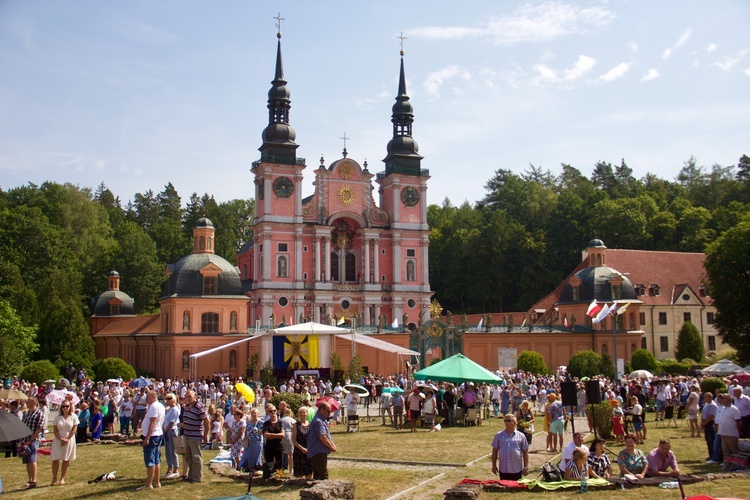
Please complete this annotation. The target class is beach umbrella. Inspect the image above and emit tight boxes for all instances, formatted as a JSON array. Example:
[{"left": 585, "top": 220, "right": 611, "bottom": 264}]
[
  {"left": 416, "top": 382, "right": 439, "bottom": 392},
  {"left": 44, "top": 379, "right": 57, "bottom": 385},
  {"left": 106, "top": 378, "right": 120, "bottom": 384},
  {"left": 343, "top": 384, "right": 370, "bottom": 396},
  {"left": 580, "top": 377, "right": 590, "bottom": 382},
  {"left": 413, "top": 353, "right": 502, "bottom": 384},
  {"left": 128, "top": 377, "right": 152, "bottom": 388},
  {"left": 382, "top": 387, "right": 404, "bottom": 394},
  {"left": 0, "top": 410, "right": 32, "bottom": 442},
  {"left": 234, "top": 383, "right": 256, "bottom": 404},
  {"left": 46, "top": 389, "right": 80, "bottom": 406},
  {"left": 316, "top": 395, "right": 340, "bottom": 411},
  {"left": 628, "top": 370, "right": 653, "bottom": 379},
  {"left": 0, "top": 388, "right": 28, "bottom": 400}
]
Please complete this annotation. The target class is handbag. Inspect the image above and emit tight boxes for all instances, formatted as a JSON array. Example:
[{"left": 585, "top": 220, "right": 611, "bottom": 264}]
[
  {"left": 542, "top": 462, "right": 562, "bottom": 482},
  {"left": 173, "top": 434, "right": 185, "bottom": 455}
]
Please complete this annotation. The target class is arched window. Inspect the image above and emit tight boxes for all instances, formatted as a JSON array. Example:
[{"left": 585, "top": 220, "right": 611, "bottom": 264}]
[
  {"left": 208, "top": 237, "right": 213, "bottom": 250},
  {"left": 201, "top": 312, "right": 219, "bottom": 333},
  {"left": 277, "top": 255, "right": 288, "bottom": 277},
  {"left": 345, "top": 253, "right": 356, "bottom": 282},
  {"left": 641, "top": 337, "right": 647, "bottom": 349},
  {"left": 596, "top": 254, "right": 602, "bottom": 266},
  {"left": 200, "top": 236, "right": 205, "bottom": 250},
  {"left": 631, "top": 343, "right": 636, "bottom": 354},
  {"left": 182, "top": 350, "right": 190, "bottom": 370},
  {"left": 330, "top": 253, "right": 340, "bottom": 282},
  {"left": 590, "top": 255, "right": 596, "bottom": 266},
  {"left": 629, "top": 312, "right": 635, "bottom": 330},
  {"left": 230, "top": 350, "right": 237, "bottom": 369},
  {"left": 406, "top": 260, "right": 416, "bottom": 281}
]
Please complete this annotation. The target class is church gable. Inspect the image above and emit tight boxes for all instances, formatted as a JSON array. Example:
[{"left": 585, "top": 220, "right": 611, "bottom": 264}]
[{"left": 199, "top": 262, "right": 223, "bottom": 277}]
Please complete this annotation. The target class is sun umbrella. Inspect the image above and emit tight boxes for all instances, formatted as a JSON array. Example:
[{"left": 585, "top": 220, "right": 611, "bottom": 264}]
[
  {"left": 316, "top": 395, "right": 340, "bottom": 411},
  {"left": 413, "top": 353, "right": 502, "bottom": 384},
  {"left": 0, "top": 410, "right": 32, "bottom": 442},
  {"left": 580, "top": 377, "right": 590, "bottom": 382},
  {"left": 382, "top": 386, "right": 404, "bottom": 394},
  {"left": 344, "top": 384, "right": 370, "bottom": 396},
  {"left": 46, "top": 389, "right": 80, "bottom": 406},
  {"left": 628, "top": 370, "right": 654, "bottom": 379},
  {"left": 44, "top": 379, "right": 57, "bottom": 385},
  {"left": 0, "top": 388, "right": 28, "bottom": 400},
  {"left": 234, "top": 383, "right": 256, "bottom": 404},
  {"left": 128, "top": 377, "right": 152, "bottom": 388},
  {"left": 417, "top": 382, "right": 439, "bottom": 391},
  {"left": 106, "top": 378, "right": 120, "bottom": 384}
]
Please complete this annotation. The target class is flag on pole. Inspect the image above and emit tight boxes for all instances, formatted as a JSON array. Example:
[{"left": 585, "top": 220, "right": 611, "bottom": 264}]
[
  {"left": 337, "top": 316, "right": 345, "bottom": 325},
  {"left": 521, "top": 316, "right": 527, "bottom": 327},
  {"left": 586, "top": 300, "right": 602, "bottom": 318},
  {"left": 593, "top": 303, "right": 616, "bottom": 324},
  {"left": 564, "top": 316, "right": 569, "bottom": 328},
  {"left": 392, "top": 318, "right": 398, "bottom": 329},
  {"left": 616, "top": 302, "right": 631, "bottom": 315},
  {"left": 476, "top": 317, "right": 483, "bottom": 330}
]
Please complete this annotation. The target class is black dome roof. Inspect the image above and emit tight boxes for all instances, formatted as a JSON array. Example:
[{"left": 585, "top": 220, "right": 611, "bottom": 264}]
[
  {"left": 91, "top": 290, "right": 136, "bottom": 316},
  {"left": 194, "top": 217, "right": 214, "bottom": 228},
  {"left": 587, "top": 238, "right": 606, "bottom": 248},
  {"left": 162, "top": 253, "right": 243, "bottom": 298},
  {"left": 559, "top": 266, "right": 636, "bottom": 304}
]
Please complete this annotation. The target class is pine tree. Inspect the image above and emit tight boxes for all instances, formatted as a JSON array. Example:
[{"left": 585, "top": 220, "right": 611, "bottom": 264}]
[{"left": 676, "top": 321, "right": 706, "bottom": 362}]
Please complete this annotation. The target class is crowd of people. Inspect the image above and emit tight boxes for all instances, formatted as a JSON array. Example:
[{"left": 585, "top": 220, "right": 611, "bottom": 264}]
[{"left": 1, "top": 368, "right": 749, "bottom": 489}]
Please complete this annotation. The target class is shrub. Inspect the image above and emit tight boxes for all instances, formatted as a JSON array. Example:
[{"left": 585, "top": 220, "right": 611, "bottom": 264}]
[
  {"left": 676, "top": 321, "right": 705, "bottom": 363},
  {"left": 517, "top": 351, "right": 549, "bottom": 374},
  {"left": 589, "top": 402, "right": 614, "bottom": 439},
  {"left": 92, "top": 357, "right": 136, "bottom": 382},
  {"left": 710, "top": 348, "right": 738, "bottom": 363},
  {"left": 700, "top": 377, "right": 727, "bottom": 395},
  {"left": 568, "top": 350, "right": 603, "bottom": 378},
  {"left": 20, "top": 359, "right": 60, "bottom": 386},
  {"left": 631, "top": 349, "right": 659, "bottom": 372},
  {"left": 270, "top": 392, "right": 305, "bottom": 417},
  {"left": 348, "top": 354, "right": 363, "bottom": 381},
  {"left": 600, "top": 352, "right": 615, "bottom": 379},
  {"left": 260, "top": 358, "right": 277, "bottom": 389},
  {"left": 660, "top": 359, "right": 690, "bottom": 375}
]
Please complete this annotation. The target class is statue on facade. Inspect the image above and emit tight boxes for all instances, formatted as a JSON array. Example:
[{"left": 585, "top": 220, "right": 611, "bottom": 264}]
[
  {"left": 507, "top": 314, "right": 514, "bottom": 332},
  {"left": 300, "top": 312, "right": 305, "bottom": 324},
  {"left": 402, "top": 313, "right": 408, "bottom": 332},
  {"left": 502, "top": 314, "right": 507, "bottom": 327},
  {"left": 528, "top": 315, "right": 533, "bottom": 332},
  {"left": 418, "top": 309, "right": 425, "bottom": 327},
  {"left": 486, "top": 314, "right": 492, "bottom": 332},
  {"left": 446, "top": 310, "right": 453, "bottom": 325},
  {"left": 461, "top": 313, "right": 468, "bottom": 331},
  {"left": 230, "top": 312, "right": 237, "bottom": 331},
  {"left": 281, "top": 313, "right": 288, "bottom": 326},
  {"left": 548, "top": 312, "right": 555, "bottom": 329},
  {"left": 570, "top": 314, "right": 577, "bottom": 329},
  {"left": 325, "top": 313, "right": 331, "bottom": 326},
  {"left": 270, "top": 312, "right": 276, "bottom": 327},
  {"left": 378, "top": 313, "right": 386, "bottom": 332},
  {"left": 183, "top": 311, "right": 190, "bottom": 331}
]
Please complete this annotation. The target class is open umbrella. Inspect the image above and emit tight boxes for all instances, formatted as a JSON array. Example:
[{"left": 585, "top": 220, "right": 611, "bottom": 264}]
[
  {"left": 316, "top": 395, "right": 340, "bottom": 411},
  {"left": 128, "top": 377, "right": 152, "bottom": 388},
  {"left": 0, "top": 388, "right": 28, "bottom": 400},
  {"left": 417, "top": 382, "right": 439, "bottom": 392},
  {"left": 46, "top": 389, "right": 80, "bottom": 406},
  {"left": 382, "top": 386, "right": 404, "bottom": 394},
  {"left": 580, "top": 377, "right": 590, "bottom": 382},
  {"left": 628, "top": 370, "right": 653, "bottom": 379},
  {"left": 344, "top": 384, "right": 370, "bottom": 396},
  {"left": 44, "top": 379, "right": 57, "bottom": 385},
  {"left": 0, "top": 410, "right": 32, "bottom": 442},
  {"left": 106, "top": 378, "right": 120, "bottom": 384},
  {"left": 234, "top": 383, "right": 256, "bottom": 404}
]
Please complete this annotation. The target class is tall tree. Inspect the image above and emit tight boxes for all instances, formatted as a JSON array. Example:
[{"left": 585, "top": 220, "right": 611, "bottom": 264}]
[
  {"left": 111, "top": 221, "right": 164, "bottom": 314},
  {"left": 0, "top": 299, "right": 38, "bottom": 377},
  {"left": 675, "top": 321, "right": 705, "bottom": 362}
]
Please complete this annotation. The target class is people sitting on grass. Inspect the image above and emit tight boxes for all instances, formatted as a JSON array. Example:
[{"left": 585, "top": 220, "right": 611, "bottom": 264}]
[
  {"left": 617, "top": 433, "right": 648, "bottom": 479},
  {"left": 646, "top": 438, "right": 680, "bottom": 478},
  {"left": 587, "top": 438, "right": 612, "bottom": 479},
  {"left": 564, "top": 446, "right": 599, "bottom": 480}
]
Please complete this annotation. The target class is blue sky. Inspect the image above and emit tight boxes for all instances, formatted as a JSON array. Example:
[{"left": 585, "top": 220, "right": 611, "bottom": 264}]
[{"left": 1, "top": 1, "right": 748, "bottom": 207}]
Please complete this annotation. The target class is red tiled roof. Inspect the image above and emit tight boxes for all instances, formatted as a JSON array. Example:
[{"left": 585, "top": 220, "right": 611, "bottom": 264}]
[
  {"left": 531, "top": 248, "right": 710, "bottom": 312},
  {"left": 93, "top": 314, "right": 161, "bottom": 336}
]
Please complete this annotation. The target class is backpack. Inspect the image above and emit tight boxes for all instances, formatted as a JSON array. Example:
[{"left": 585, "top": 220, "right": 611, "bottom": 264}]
[{"left": 541, "top": 462, "right": 562, "bottom": 482}]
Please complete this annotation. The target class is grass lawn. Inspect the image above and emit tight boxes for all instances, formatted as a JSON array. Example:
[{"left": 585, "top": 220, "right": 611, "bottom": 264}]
[{"left": 1, "top": 416, "right": 748, "bottom": 499}]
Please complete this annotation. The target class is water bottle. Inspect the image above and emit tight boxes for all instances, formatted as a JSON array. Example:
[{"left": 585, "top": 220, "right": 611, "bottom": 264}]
[
  {"left": 658, "top": 481, "right": 679, "bottom": 489},
  {"left": 580, "top": 474, "right": 588, "bottom": 493}
]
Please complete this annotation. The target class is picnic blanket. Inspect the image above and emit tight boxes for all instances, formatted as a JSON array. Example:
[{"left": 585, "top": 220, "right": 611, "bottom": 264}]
[
  {"left": 458, "top": 479, "right": 527, "bottom": 490},
  {"left": 208, "top": 449, "right": 233, "bottom": 465},
  {"left": 519, "top": 477, "right": 611, "bottom": 490}
]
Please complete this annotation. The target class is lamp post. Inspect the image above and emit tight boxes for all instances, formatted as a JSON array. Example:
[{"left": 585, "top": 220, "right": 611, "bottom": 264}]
[{"left": 609, "top": 272, "right": 629, "bottom": 379}]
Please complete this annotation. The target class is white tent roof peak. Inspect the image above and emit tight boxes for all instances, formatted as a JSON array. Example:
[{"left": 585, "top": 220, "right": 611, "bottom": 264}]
[{"left": 273, "top": 321, "right": 351, "bottom": 335}]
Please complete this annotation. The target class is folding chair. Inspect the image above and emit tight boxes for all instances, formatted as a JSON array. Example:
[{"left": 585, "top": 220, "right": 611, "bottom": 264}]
[
  {"left": 725, "top": 451, "right": 750, "bottom": 471},
  {"left": 455, "top": 408, "right": 465, "bottom": 426},
  {"left": 656, "top": 405, "right": 677, "bottom": 428},
  {"left": 347, "top": 415, "right": 359, "bottom": 432},
  {"left": 466, "top": 408, "right": 478, "bottom": 426}
]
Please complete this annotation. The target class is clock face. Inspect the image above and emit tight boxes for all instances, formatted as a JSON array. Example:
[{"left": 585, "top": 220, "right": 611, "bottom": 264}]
[
  {"left": 258, "top": 179, "right": 265, "bottom": 200},
  {"left": 272, "top": 176, "right": 294, "bottom": 198},
  {"left": 401, "top": 186, "right": 420, "bottom": 207}
]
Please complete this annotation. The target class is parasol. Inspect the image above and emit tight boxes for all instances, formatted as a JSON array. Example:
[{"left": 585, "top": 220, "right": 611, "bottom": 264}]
[
  {"left": 234, "top": 383, "right": 256, "bottom": 404},
  {"left": 44, "top": 379, "right": 57, "bottom": 385},
  {"left": 382, "top": 387, "right": 404, "bottom": 394},
  {"left": 0, "top": 410, "right": 32, "bottom": 442},
  {"left": 316, "top": 395, "right": 340, "bottom": 411},
  {"left": 343, "top": 384, "right": 370, "bottom": 396},
  {"left": 128, "top": 377, "right": 152, "bottom": 388},
  {"left": 628, "top": 370, "right": 654, "bottom": 379},
  {"left": 106, "top": 378, "right": 120, "bottom": 384},
  {"left": 0, "top": 388, "right": 28, "bottom": 400},
  {"left": 46, "top": 389, "right": 80, "bottom": 406}
]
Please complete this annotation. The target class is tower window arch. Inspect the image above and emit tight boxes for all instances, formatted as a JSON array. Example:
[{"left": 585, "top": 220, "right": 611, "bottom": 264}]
[
  {"left": 330, "top": 253, "right": 340, "bottom": 282},
  {"left": 200, "top": 236, "right": 205, "bottom": 250},
  {"left": 345, "top": 253, "right": 356, "bottom": 282},
  {"left": 201, "top": 312, "right": 219, "bottom": 333}
]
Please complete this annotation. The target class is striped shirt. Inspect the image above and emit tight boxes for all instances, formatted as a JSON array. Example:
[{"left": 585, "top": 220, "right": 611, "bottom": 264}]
[{"left": 182, "top": 401, "right": 208, "bottom": 439}]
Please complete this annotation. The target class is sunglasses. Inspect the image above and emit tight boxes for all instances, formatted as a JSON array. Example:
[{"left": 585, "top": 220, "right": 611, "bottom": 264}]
[
  {"left": 268, "top": 410, "right": 276, "bottom": 413},
  {"left": 504, "top": 419, "right": 513, "bottom": 423},
  {"left": 61, "top": 405, "right": 71, "bottom": 409}
]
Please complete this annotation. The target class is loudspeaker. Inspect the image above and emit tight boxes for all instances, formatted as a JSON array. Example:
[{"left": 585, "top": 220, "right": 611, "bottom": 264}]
[
  {"left": 560, "top": 382, "right": 577, "bottom": 406},
  {"left": 585, "top": 380, "right": 602, "bottom": 405}
]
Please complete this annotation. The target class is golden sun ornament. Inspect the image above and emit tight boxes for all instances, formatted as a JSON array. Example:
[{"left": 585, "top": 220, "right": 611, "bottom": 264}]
[
  {"left": 337, "top": 185, "right": 355, "bottom": 206},
  {"left": 429, "top": 299, "right": 443, "bottom": 317}
]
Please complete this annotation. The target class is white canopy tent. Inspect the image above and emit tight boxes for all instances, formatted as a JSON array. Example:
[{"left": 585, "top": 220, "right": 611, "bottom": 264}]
[
  {"left": 188, "top": 332, "right": 267, "bottom": 380},
  {"left": 273, "top": 321, "right": 351, "bottom": 335},
  {"left": 335, "top": 332, "right": 421, "bottom": 373}
]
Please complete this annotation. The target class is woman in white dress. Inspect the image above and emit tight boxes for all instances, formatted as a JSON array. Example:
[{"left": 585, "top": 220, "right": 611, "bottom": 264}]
[{"left": 51, "top": 401, "right": 79, "bottom": 486}]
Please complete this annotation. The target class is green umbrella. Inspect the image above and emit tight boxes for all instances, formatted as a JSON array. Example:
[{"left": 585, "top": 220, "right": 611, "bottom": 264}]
[
  {"left": 580, "top": 377, "right": 590, "bottom": 381},
  {"left": 413, "top": 353, "right": 502, "bottom": 384}
]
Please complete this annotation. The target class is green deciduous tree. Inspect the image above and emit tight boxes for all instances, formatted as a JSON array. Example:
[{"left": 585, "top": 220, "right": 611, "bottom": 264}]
[
  {"left": 0, "top": 300, "right": 38, "bottom": 377},
  {"left": 567, "top": 350, "right": 603, "bottom": 378},
  {"left": 704, "top": 216, "right": 750, "bottom": 365},
  {"left": 20, "top": 359, "right": 60, "bottom": 386},
  {"left": 517, "top": 351, "right": 549, "bottom": 374},
  {"left": 631, "top": 349, "right": 659, "bottom": 372},
  {"left": 675, "top": 321, "right": 706, "bottom": 363},
  {"left": 92, "top": 357, "right": 136, "bottom": 381}
]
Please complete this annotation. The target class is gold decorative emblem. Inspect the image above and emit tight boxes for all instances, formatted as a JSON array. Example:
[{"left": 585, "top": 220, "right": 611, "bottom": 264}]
[
  {"left": 429, "top": 299, "right": 443, "bottom": 317},
  {"left": 339, "top": 162, "right": 353, "bottom": 180},
  {"left": 427, "top": 323, "right": 443, "bottom": 339},
  {"left": 337, "top": 185, "right": 355, "bottom": 206}
]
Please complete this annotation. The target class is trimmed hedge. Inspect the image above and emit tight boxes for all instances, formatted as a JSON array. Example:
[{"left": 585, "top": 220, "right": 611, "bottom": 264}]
[
  {"left": 269, "top": 393, "right": 305, "bottom": 417},
  {"left": 700, "top": 377, "right": 727, "bottom": 395}
]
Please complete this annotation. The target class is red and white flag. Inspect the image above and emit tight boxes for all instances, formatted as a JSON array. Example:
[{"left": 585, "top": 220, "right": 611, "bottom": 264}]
[
  {"left": 564, "top": 316, "right": 569, "bottom": 328},
  {"left": 586, "top": 300, "right": 602, "bottom": 318}
]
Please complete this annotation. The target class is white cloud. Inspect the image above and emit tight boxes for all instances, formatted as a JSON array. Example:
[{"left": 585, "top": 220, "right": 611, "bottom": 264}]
[
  {"left": 409, "top": 1, "right": 616, "bottom": 45},
  {"left": 640, "top": 68, "right": 660, "bottom": 82},
  {"left": 627, "top": 41, "right": 638, "bottom": 53},
  {"left": 599, "top": 62, "right": 631, "bottom": 82},
  {"left": 540, "top": 49, "right": 555, "bottom": 62},
  {"left": 712, "top": 49, "right": 749, "bottom": 72},
  {"left": 707, "top": 43, "right": 718, "bottom": 53},
  {"left": 423, "top": 66, "right": 472, "bottom": 96},
  {"left": 533, "top": 54, "right": 596, "bottom": 85},
  {"left": 744, "top": 68, "right": 750, "bottom": 77},
  {"left": 662, "top": 27, "right": 693, "bottom": 59}
]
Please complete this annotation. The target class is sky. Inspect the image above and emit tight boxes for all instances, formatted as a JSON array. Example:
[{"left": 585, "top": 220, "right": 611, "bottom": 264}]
[{"left": 1, "top": 1, "right": 749, "bottom": 208}]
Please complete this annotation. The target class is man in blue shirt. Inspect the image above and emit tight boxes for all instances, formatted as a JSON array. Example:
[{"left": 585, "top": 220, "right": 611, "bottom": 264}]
[
  {"left": 308, "top": 402, "right": 337, "bottom": 480},
  {"left": 491, "top": 414, "right": 529, "bottom": 480}
]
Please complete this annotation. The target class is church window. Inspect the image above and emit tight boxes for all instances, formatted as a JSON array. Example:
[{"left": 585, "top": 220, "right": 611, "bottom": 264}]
[
  {"left": 631, "top": 343, "right": 636, "bottom": 354},
  {"left": 629, "top": 312, "right": 635, "bottom": 330},
  {"left": 182, "top": 350, "right": 190, "bottom": 370},
  {"left": 345, "top": 253, "right": 356, "bottom": 281},
  {"left": 596, "top": 254, "right": 602, "bottom": 266},
  {"left": 330, "top": 253, "right": 340, "bottom": 281},
  {"left": 303, "top": 272, "right": 308, "bottom": 280},
  {"left": 259, "top": 244, "right": 263, "bottom": 252},
  {"left": 200, "top": 236, "right": 205, "bottom": 250},
  {"left": 590, "top": 255, "right": 596, "bottom": 266},
  {"left": 110, "top": 304, "right": 120, "bottom": 315},
  {"left": 658, "top": 312, "right": 667, "bottom": 325},
  {"left": 201, "top": 312, "right": 219, "bottom": 333},
  {"left": 277, "top": 255, "right": 288, "bottom": 277},
  {"left": 706, "top": 312, "right": 714, "bottom": 324},
  {"left": 208, "top": 237, "right": 213, "bottom": 250},
  {"left": 230, "top": 350, "right": 237, "bottom": 369},
  {"left": 304, "top": 246, "right": 308, "bottom": 252},
  {"left": 406, "top": 260, "right": 416, "bottom": 281},
  {"left": 571, "top": 285, "right": 580, "bottom": 301},
  {"left": 381, "top": 249, "right": 386, "bottom": 254},
  {"left": 612, "top": 285, "right": 621, "bottom": 300},
  {"left": 278, "top": 297, "right": 288, "bottom": 307},
  {"left": 708, "top": 335, "right": 716, "bottom": 351},
  {"left": 406, "top": 249, "right": 416, "bottom": 257},
  {"left": 640, "top": 312, "right": 646, "bottom": 325},
  {"left": 203, "top": 276, "right": 218, "bottom": 295},
  {"left": 341, "top": 300, "right": 350, "bottom": 310},
  {"left": 683, "top": 312, "right": 691, "bottom": 322},
  {"left": 641, "top": 337, "right": 647, "bottom": 349},
  {"left": 407, "top": 299, "right": 416, "bottom": 308},
  {"left": 164, "top": 312, "right": 170, "bottom": 333},
  {"left": 259, "top": 256, "right": 263, "bottom": 278},
  {"left": 660, "top": 336, "right": 669, "bottom": 352},
  {"left": 278, "top": 243, "right": 288, "bottom": 252}
]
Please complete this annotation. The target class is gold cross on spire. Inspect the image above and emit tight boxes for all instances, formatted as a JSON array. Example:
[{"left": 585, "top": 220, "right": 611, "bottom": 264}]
[
  {"left": 340, "top": 132, "right": 350, "bottom": 158},
  {"left": 274, "top": 12, "right": 285, "bottom": 38},
  {"left": 397, "top": 32, "right": 407, "bottom": 56}
]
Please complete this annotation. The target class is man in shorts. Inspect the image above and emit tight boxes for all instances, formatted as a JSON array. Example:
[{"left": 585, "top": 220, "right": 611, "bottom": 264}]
[
  {"left": 137, "top": 390, "right": 165, "bottom": 490},
  {"left": 20, "top": 397, "right": 45, "bottom": 489},
  {"left": 407, "top": 387, "right": 422, "bottom": 432}
]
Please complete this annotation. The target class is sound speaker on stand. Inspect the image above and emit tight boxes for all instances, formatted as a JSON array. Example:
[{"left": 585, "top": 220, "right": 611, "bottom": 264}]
[
  {"left": 585, "top": 380, "right": 602, "bottom": 404},
  {"left": 560, "top": 382, "right": 578, "bottom": 407}
]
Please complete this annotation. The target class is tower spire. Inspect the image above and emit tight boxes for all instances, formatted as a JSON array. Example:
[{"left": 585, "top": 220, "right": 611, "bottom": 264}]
[{"left": 259, "top": 13, "right": 298, "bottom": 159}]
